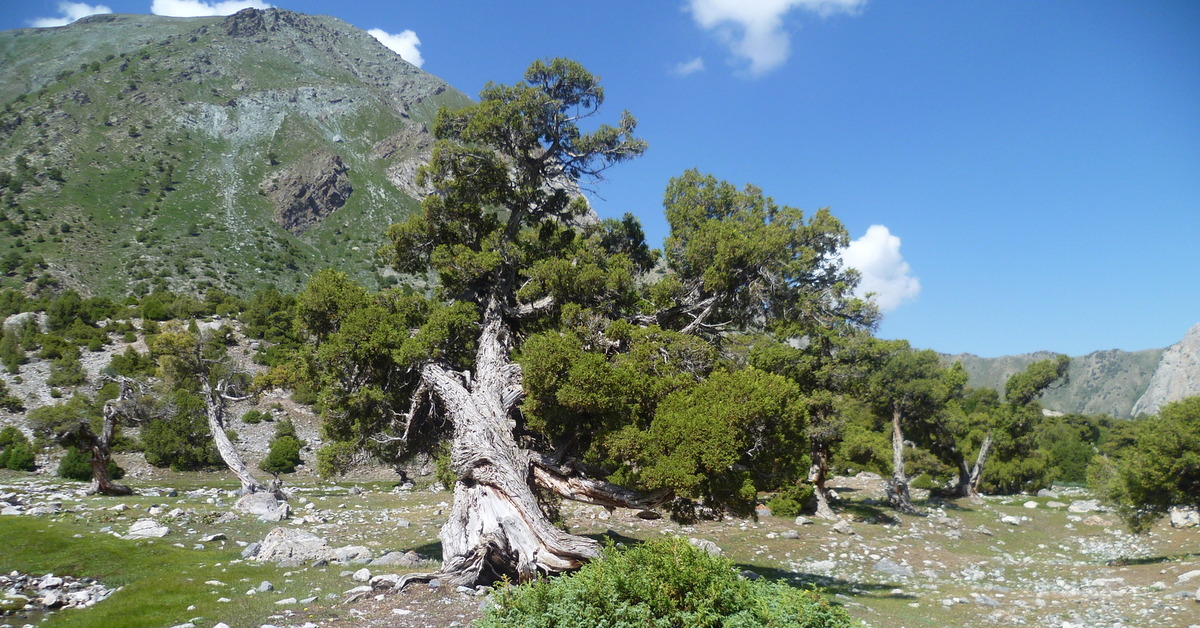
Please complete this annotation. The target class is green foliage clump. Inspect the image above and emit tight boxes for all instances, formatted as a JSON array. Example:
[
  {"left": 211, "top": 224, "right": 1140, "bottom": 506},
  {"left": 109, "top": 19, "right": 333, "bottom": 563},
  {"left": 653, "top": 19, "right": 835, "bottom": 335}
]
[
  {"left": 259, "top": 418, "right": 303, "bottom": 474},
  {"left": 477, "top": 536, "right": 857, "bottom": 627},
  {"left": 141, "top": 391, "right": 220, "bottom": 470},
  {"left": 56, "top": 446, "right": 124, "bottom": 482},
  {"left": 241, "top": 409, "right": 270, "bottom": 424},
  {"left": 0, "top": 378, "right": 24, "bottom": 412},
  {"left": 624, "top": 368, "right": 807, "bottom": 516},
  {"left": 766, "top": 483, "right": 816, "bottom": 517},
  {"left": 1090, "top": 396, "right": 1200, "bottom": 533},
  {"left": 105, "top": 346, "right": 157, "bottom": 378},
  {"left": 0, "top": 426, "right": 36, "bottom": 471}
]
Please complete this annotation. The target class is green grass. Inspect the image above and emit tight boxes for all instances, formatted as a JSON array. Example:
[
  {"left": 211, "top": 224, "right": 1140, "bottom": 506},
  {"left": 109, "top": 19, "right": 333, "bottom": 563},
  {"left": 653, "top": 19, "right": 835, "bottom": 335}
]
[{"left": 0, "top": 515, "right": 343, "bottom": 627}]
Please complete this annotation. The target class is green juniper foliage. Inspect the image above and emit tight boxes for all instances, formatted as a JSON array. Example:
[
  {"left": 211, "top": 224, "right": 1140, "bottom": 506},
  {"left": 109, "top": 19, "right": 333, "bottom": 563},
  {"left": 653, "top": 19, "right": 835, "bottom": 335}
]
[{"left": 478, "top": 536, "right": 858, "bottom": 627}]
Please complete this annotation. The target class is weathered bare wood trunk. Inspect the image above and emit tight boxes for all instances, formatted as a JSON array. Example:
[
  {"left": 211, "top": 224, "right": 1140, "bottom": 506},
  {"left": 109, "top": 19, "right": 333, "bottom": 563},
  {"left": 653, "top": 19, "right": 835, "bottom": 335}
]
[
  {"left": 410, "top": 298, "right": 594, "bottom": 585},
  {"left": 886, "top": 405, "right": 917, "bottom": 513},
  {"left": 967, "top": 434, "right": 992, "bottom": 496},
  {"left": 807, "top": 443, "right": 838, "bottom": 520},
  {"left": 200, "top": 376, "right": 266, "bottom": 495},
  {"left": 400, "top": 297, "right": 665, "bottom": 588}
]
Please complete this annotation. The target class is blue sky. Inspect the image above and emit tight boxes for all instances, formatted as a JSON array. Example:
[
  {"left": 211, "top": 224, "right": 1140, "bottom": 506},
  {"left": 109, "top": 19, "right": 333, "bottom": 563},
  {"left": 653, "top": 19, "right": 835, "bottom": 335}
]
[{"left": 4, "top": 1, "right": 1198, "bottom": 357}]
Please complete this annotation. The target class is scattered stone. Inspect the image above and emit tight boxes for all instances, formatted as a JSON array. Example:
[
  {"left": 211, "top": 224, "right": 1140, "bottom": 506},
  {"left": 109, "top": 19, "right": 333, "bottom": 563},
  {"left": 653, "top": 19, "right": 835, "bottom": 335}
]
[
  {"left": 780, "top": 529, "right": 799, "bottom": 540},
  {"left": 1023, "top": 501, "right": 1038, "bottom": 509},
  {"left": 258, "top": 581, "right": 274, "bottom": 593},
  {"left": 125, "top": 519, "right": 170, "bottom": 539},
  {"left": 1046, "top": 501, "right": 1067, "bottom": 508},
  {"left": 241, "top": 542, "right": 261, "bottom": 559},
  {"left": 200, "top": 533, "right": 227, "bottom": 542},
  {"left": 352, "top": 568, "right": 371, "bottom": 582},
  {"left": 794, "top": 516, "right": 813, "bottom": 526},
  {"left": 873, "top": 558, "right": 914, "bottom": 579},
  {"left": 636, "top": 510, "right": 662, "bottom": 520},
  {"left": 1036, "top": 488, "right": 1059, "bottom": 498},
  {"left": 1000, "top": 515, "right": 1021, "bottom": 526},
  {"left": 1082, "top": 515, "right": 1110, "bottom": 527},
  {"left": 275, "top": 597, "right": 297, "bottom": 605}
]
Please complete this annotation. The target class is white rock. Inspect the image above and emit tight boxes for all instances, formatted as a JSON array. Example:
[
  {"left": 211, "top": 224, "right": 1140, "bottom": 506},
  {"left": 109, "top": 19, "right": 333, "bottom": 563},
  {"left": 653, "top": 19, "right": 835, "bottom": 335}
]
[
  {"left": 352, "top": 568, "right": 371, "bottom": 582},
  {"left": 125, "top": 519, "right": 169, "bottom": 539}
]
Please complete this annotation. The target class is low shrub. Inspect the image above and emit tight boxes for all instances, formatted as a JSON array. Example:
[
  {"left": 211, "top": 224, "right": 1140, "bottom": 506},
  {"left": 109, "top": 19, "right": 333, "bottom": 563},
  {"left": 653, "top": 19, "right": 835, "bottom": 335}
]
[
  {"left": 477, "top": 536, "right": 857, "bottom": 627},
  {"left": 0, "top": 426, "right": 35, "bottom": 471},
  {"left": 57, "top": 446, "right": 124, "bottom": 481},
  {"left": 766, "top": 483, "right": 816, "bottom": 517}
]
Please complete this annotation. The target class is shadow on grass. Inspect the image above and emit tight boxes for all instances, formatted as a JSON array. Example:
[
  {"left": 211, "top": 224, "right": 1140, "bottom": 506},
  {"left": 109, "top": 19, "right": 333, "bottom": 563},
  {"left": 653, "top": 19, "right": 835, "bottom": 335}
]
[
  {"left": 1106, "top": 552, "right": 1200, "bottom": 566},
  {"left": 732, "top": 562, "right": 911, "bottom": 600}
]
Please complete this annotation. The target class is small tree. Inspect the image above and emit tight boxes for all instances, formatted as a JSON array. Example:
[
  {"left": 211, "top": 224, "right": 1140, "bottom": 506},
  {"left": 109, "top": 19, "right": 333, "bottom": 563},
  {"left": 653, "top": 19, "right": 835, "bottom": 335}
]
[
  {"left": 260, "top": 418, "right": 304, "bottom": 474},
  {"left": 1091, "top": 396, "right": 1200, "bottom": 533},
  {"left": 0, "top": 426, "right": 36, "bottom": 471}
]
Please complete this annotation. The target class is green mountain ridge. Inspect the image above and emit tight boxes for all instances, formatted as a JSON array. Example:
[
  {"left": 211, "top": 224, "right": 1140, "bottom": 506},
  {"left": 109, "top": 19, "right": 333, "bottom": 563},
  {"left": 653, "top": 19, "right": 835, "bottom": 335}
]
[{"left": 0, "top": 8, "right": 472, "bottom": 298}]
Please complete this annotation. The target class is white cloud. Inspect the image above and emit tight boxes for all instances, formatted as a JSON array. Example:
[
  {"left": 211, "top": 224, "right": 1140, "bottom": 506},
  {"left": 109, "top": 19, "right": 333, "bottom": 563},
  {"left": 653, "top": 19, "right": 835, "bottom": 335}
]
[
  {"left": 30, "top": 2, "right": 112, "bottom": 27},
  {"left": 688, "top": 0, "right": 865, "bottom": 76},
  {"left": 150, "top": 0, "right": 272, "bottom": 18},
  {"left": 841, "top": 224, "right": 920, "bottom": 313},
  {"left": 367, "top": 28, "right": 424, "bottom": 68},
  {"left": 673, "top": 57, "right": 706, "bottom": 76}
]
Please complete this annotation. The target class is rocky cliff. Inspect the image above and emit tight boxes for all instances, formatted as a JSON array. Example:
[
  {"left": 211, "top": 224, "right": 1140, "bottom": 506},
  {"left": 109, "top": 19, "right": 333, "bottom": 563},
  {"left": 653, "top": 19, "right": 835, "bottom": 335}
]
[
  {"left": 1129, "top": 323, "right": 1200, "bottom": 416},
  {"left": 947, "top": 323, "right": 1199, "bottom": 418}
]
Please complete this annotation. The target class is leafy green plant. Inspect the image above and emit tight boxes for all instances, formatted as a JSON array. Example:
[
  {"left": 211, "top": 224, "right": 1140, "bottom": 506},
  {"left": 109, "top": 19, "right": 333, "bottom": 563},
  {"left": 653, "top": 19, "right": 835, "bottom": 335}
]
[
  {"left": 57, "top": 446, "right": 124, "bottom": 481},
  {"left": 478, "top": 536, "right": 857, "bottom": 627},
  {"left": 766, "top": 483, "right": 816, "bottom": 517},
  {"left": 0, "top": 426, "right": 35, "bottom": 471},
  {"left": 241, "top": 409, "right": 269, "bottom": 424}
]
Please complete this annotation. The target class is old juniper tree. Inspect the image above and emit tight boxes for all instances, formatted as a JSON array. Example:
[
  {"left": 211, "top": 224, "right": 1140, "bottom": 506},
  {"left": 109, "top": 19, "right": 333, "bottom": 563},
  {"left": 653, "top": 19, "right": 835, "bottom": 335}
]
[{"left": 299, "top": 58, "right": 871, "bottom": 586}]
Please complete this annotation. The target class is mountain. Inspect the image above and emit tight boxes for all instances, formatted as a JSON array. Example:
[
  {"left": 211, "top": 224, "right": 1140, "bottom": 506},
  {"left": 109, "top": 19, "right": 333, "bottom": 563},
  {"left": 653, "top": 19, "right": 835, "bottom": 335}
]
[
  {"left": 945, "top": 322, "right": 1200, "bottom": 418},
  {"left": 0, "top": 8, "right": 472, "bottom": 298}
]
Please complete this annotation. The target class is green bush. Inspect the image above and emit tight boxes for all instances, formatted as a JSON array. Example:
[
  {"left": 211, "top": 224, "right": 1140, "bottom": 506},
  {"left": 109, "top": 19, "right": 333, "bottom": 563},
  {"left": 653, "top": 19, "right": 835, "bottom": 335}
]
[
  {"left": 140, "top": 391, "right": 220, "bottom": 470},
  {"left": 766, "top": 483, "right": 816, "bottom": 517},
  {"left": 259, "top": 435, "right": 303, "bottom": 474},
  {"left": 56, "top": 446, "right": 124, "bottom": 482},
  {"left": 478, "top": 536, "right": 856, "bottom": 627},
  {"left": 241, "top": 409, "right": 270, "bottom": 424},
  {"left": 0, "top": 426, "right": 35, "bottom": 471}
]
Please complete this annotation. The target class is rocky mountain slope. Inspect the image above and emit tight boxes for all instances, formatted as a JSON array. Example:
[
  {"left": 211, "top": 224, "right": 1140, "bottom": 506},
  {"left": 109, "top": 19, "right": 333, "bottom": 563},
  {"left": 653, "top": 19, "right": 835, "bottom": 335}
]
[
  {"left": 0, "top": 8, "right": 472, "bottom": 297},
  {"left": 946, "top": 322, "right": 1200, "bottom": 418}
]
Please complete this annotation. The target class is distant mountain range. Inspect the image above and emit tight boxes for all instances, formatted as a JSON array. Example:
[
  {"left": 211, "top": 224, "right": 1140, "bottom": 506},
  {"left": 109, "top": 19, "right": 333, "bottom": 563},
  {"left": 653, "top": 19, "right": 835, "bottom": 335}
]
[
  {"left": 945, "top": 322, "right": 1200, "bottom": 418},
  {"left": 0, "top": 8, "right": 471, "bottom": 297}
]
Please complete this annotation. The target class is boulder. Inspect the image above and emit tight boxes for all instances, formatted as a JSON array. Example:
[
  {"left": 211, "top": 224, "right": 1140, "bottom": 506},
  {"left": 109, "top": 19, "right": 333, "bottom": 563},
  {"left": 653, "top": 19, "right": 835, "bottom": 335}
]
[
  {"left": 1068, "top": 499, "right": 1102, "bottom": 513},
  {"left": 252, "top": 527, "right": 336, "bottom": 564},
  {"left": 1170, "top": 506, "right": 1200, "bottom": 528},
  {"left": 687, "top": 538, "right": 722, "bottom": 556},
  {"left": 372, "top": 550, "right": 435, "bottom": 568},
  {"left": 125, "top": 519, "right": 169, "bottom": 539},
  {"left": 234, "top": 493, "right": 290, "bottom": 521},
  {"left": 831, "top": 520, "right": 855, "bottom": 535},
  {"left": 334, "top": 545, "right": 373, "bottom": 564},
  {"left": 872, "top": 558, "right": 914, "bottom": 579}
]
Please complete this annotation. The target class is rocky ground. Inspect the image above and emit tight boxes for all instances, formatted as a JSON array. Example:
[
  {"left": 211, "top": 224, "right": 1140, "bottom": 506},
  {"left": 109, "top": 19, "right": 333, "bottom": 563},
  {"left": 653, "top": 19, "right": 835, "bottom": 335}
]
[{"left": 1, "top": 470, "right": 1197, "bottom": 628}]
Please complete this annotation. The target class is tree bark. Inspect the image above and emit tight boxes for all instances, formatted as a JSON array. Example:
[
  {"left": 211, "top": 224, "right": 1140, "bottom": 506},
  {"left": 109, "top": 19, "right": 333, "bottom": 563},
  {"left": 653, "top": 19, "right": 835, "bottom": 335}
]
[
  {"left": 967, "top": 434, "right": 992, "bottom": 497},
  {"left": 86, "top": 410, "right": 131, "bottom": 496},
  {"left": 807, "top": 442, "right": 838, "bottom": 520},
  {"left": 399, "top": 296, "right": 661, "bottom": 588},
  {"left": 886, "top": 405, "right": 917, "bottom": 513},
  {"left": 200, "top": 375, "right": 267, "bottom": 495}
]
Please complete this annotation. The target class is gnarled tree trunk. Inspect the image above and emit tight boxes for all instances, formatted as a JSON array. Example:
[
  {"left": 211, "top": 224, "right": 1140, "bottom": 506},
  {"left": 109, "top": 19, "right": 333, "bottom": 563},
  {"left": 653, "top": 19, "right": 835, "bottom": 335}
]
[
  {"left": 952, "top": 434, "right": 992, "bottom": 498},
  {"left": 886, "top": 405, "right": 917, "bottom": 513},
  {"left": 87, "top": 404, "right": 132, "bottom": 496},
  {"left": 807, "top": 442, "right": 838, "bottom": 520},
  {"left": 400, "top": 297, "right": 664, "bottom": 588}
]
